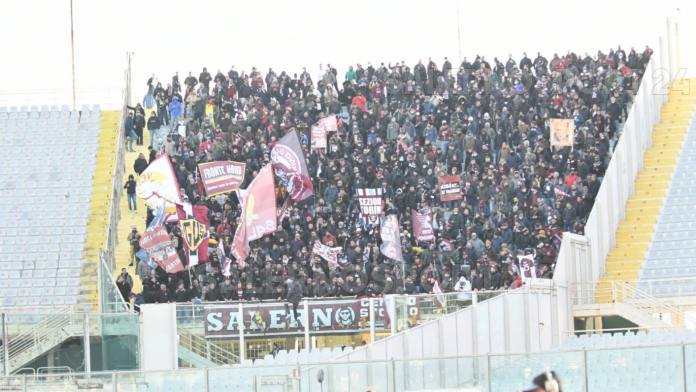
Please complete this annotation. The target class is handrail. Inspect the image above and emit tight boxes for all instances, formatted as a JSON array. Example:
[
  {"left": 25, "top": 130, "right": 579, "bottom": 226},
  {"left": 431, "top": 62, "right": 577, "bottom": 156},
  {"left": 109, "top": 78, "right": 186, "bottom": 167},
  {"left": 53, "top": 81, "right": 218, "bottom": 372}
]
[
  {"left": 5, "top": 310, "right": 77, "bottom": 371},
  {"left": 37, "top": 366, "right": 74, "bottom": 375},
  {"left": 99, "top": 251, "right": 131, "bottom": 314},
  {"left": 562, "top": 326, "right": 680, "bottom": 338},
  {"left": 617, "top": 282, "right": 696, "bottom": 328},
  {"left": 98, "top": 52, "right": 129, "bottom": 314},
  {"left": 571, "top": 281, "right": 696, "bottom": 328},
  {"left": 178, "top": 331, "right": 240, "bottom": 365},
  {"left": 625, "top": 278, "right": 696, "bottom": 298}
]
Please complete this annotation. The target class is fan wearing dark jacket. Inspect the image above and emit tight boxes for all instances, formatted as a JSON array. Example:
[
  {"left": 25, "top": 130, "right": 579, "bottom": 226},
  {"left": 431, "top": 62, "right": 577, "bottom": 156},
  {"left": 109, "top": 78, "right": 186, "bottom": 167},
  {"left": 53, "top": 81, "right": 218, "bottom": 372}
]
[{"left": 154, "top": 284, "right": 170, "bottom": 303}]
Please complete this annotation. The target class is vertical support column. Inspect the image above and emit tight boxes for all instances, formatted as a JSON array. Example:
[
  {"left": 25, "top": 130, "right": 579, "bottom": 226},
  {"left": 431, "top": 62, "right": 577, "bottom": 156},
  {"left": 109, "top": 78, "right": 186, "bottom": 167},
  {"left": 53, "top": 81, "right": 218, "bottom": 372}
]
[
  {"left": 582, "top": 349, "right": 588, "bottom": 392},
  {"left": 389, "top": 359, "right": 396, "bottom": 392},
  {"left": 485, "top": 355, "right": 491, "bottom": 392},
  {"left": 84, "top": 313, "right": 91, "bottom": 373},
  {"left": 667, "top": 17, "right": 676, "bottom": 80},
  {"left": 658, "top": 36, "right": 669, "bottom": 108},
  {"left": 2, "top": 313, "right": 9, "bottom": 376},
  {"left": 238, "top": 302, "right": 245, "bottom": 361},
  {"left": 390, "top": 296, "right": 397, "bottom": 336},
  {"left": 369, "top": 298, "right": 376, "bottom": 344},
  {"left": 303, "top": 300, "right": 310, "bottom": 350},
  {"left": 680, "top": 344, "right": 687, "bottom": 392}
]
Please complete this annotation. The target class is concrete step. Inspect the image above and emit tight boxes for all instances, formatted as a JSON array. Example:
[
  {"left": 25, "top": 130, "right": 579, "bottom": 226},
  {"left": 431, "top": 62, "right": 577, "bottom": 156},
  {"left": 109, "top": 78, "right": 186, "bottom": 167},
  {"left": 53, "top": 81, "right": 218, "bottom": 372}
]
[
  {"left": 605, "top": 261, "right": 643, "bottom": 271},
  {"left": 625, "top": 199, "right": 663, "bottom": 209}
]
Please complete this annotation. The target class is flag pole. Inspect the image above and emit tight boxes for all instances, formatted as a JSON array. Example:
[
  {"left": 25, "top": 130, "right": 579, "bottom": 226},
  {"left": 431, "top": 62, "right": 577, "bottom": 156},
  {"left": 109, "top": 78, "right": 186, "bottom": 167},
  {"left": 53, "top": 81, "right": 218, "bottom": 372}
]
[{"left": 70, "top": 0, "right": 77, "bottom": 111}]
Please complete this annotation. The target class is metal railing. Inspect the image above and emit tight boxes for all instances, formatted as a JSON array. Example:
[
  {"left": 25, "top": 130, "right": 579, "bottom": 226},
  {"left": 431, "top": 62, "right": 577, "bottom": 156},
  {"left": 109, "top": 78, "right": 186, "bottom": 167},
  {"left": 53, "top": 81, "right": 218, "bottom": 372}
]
[
  {"left": 178, "top": 331, "right": 240, "bottom": 366},
  {"left": 2, "top": 309, "right": 79, "bottom": 374},
  {"left": 98, "top": 52, "right": 130, "bottom": 314},
  {"left": 631, "top": 278, "right": 696, "bottom": 298},
  {"left": 0, "top": 342, "right": 691, "bottom": 392},
  {"left": 572, "top": 281, "right": 696, "bottom": 329},
  {"left": 99, "top": 251, "right": 132, "bottom": 314}
]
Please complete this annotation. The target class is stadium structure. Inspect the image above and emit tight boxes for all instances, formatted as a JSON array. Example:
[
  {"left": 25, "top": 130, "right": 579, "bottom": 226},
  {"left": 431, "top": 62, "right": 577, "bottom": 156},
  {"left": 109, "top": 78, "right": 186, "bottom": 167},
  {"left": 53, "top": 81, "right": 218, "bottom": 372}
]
[{"left": 0, "top": 18, "right": 694, "bottom": 392}]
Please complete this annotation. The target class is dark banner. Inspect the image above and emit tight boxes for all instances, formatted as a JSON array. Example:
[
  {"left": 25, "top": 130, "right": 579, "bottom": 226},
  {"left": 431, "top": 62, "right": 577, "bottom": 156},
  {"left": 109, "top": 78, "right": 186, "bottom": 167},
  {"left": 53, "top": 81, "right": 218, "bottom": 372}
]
[
  {"left": 438, "top": 175, "right": 463, "bottom": 201},
  {"left": 204, "top": 297, "right": 420, "bottom": 337}
]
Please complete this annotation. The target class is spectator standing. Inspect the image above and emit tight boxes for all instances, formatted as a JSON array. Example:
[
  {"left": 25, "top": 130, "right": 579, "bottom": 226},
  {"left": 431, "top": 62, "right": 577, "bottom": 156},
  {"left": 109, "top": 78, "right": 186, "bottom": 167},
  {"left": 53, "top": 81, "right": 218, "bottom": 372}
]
[
  {"left": 127, "top": 225, "right": 141, "bottom": 267},
  {"left": 125, "top": 112, "right": 138, "bottom": 152},
  {"left": 124, "top": 174, "right": 137, "bottom": 213},
  {"left": 133, "top": 153, "right": 148, "bottom": 176}
]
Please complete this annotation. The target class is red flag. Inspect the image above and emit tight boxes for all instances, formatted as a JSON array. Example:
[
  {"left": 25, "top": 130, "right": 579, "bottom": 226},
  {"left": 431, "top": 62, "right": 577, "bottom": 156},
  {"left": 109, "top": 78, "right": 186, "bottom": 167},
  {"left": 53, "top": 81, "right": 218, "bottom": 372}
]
[
  {"left": 318, "top": 115, "right": 338, "bottom": 132},
  {"left": 381, "top": 296, "right": 392, "bottom": 329},
  {"left": 195, "top": 168, "right": 203, "bottom": 197},
  {"left": 176, "top": 203, "right": 210, "bottom": 266},
  {"left": 230, "top": 164, "right": 277, "bottom": 262},
  {"left": 271, "top": 132, "right": 314, "bottom": 202},
  {"left": 412, "top": 208, "right": 434, "bottom": 242},
  {"left": 138, "top": 226, "right": 184, "bottom": 274}
]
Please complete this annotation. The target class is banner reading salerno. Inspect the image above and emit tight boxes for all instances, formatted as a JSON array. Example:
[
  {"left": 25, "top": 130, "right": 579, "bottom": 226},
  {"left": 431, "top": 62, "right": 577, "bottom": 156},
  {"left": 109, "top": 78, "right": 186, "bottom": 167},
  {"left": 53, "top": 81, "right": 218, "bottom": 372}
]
[{"left": 204, "top": 297, "right": 421, "bottom": 337}]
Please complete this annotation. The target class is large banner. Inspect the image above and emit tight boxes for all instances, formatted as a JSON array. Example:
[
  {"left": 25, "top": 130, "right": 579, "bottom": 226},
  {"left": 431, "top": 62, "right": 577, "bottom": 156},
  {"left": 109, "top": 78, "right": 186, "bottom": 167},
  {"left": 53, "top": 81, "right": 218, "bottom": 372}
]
[
  {"left": 204, "top": 297, "right": 420, "bottom": 338},
  {"left": 198, "top": 161, "right": 246, "bottom": 196},
  {"left": 413, "top": 208, "right": 434, "bottom": 242},
  {"left": 356, "top": 188, "right": 383, "bottom": 225},
  {"left": 380, "top": 215, "right": 403, "bottom": 262},
  {"left": 176, "top": 203, "right": 210, "bottom": 267},
  {"left": 550, "top": 118, "right": 574, "bottom": 147},
  {"left": 271, "top": 132, "right": 314, "bottom": 202},
  {"left": 230, "top": 164, "right": 277, "bottom": 261},
  {"left": 311, "top": 124, "right": 327, "bottom": 150},
  {"left": 136, "top": 154, "right": 182, "bottom": 222},
  {"left": 138, "top": 226, "right": 184, "bottom": 274},
  {"left": 318, "top": 115, "right": 338, "bottom": 132},
  {"left": 438, "top": 175, "right": 463, "bottom": 201}
]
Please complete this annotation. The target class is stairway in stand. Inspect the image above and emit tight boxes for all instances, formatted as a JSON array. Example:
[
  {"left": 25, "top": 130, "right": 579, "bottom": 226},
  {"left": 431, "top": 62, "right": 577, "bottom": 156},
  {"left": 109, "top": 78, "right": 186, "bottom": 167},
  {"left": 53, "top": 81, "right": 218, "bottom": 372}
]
[
  {"left": 597, "top": 81, "right": 696, "bottom": 303},
  {"left": 81, "top": 111, "right": 121, "bottom": 310}
]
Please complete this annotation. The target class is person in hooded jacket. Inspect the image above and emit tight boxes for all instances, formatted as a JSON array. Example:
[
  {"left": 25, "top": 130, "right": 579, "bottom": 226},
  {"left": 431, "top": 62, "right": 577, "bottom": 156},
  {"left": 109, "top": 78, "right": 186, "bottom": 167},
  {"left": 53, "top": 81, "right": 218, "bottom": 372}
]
[{"left": 124, "top": 174, "right": 137, "bottom": 213}]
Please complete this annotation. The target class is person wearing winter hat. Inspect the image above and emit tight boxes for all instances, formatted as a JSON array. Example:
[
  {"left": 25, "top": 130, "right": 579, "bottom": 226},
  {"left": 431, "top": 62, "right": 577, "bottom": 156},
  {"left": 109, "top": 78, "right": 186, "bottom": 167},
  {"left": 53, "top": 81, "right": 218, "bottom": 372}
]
[
  {"left": 168, "top": 95, "right": 182, "bottom": 127},
  {"left": 523, "top": 369, "right": 562, "bottom": 392}
]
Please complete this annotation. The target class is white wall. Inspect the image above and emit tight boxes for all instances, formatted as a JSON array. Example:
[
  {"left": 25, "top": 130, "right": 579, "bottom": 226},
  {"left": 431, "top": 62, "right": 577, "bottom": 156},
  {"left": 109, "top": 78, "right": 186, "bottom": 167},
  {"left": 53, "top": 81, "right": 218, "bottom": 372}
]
[
  {"left": 334, "top": 283, "right": 570, "bottom": 363},
  {"left": 140, "top": 304, "right": 178, "bottom": 371}
]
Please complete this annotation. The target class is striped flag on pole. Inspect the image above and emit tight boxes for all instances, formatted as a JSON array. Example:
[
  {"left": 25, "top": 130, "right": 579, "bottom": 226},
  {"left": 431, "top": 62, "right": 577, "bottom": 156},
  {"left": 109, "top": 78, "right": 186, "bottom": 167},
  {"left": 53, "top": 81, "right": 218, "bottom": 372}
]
[{"left": 553, "top": 185, "right": 570, "bottom": 199}]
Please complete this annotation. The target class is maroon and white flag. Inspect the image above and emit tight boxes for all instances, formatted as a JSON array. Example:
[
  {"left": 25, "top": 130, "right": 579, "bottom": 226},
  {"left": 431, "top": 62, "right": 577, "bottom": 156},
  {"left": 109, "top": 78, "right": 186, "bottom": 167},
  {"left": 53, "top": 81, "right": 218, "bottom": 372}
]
[
  {"left": 517, "top": 255, "right": 536, "bottom": 283},
  {"left": 554, "top": 185, "right": 570, "bottom": 199},
  {"left": 380, "top": 214, "right": 403, "bottom": 262},
  {"left": 356, "top": 188, "right": 383, "bottom": 225},
  {"left": 312, "top": 241, "right": 343, "bottom": 264},
  {"left": 271, "top": 132, "right": 314, "bottom": 202},
  {"left": 138, "top": 226, "right": 184, "bottom": 274},
  {"left": 432, "top": 280, "right": 446, "bottom": 308},
  {"left": 413, "top": 208, "right": 434, "bottom": 242}
]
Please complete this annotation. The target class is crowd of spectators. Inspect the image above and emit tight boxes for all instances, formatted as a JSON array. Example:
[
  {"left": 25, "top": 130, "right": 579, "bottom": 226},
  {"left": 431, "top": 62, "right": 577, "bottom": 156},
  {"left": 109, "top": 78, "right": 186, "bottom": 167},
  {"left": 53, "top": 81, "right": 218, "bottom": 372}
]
[{"left": 125, "top": 46, "right": 651, "bottom": 307}]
